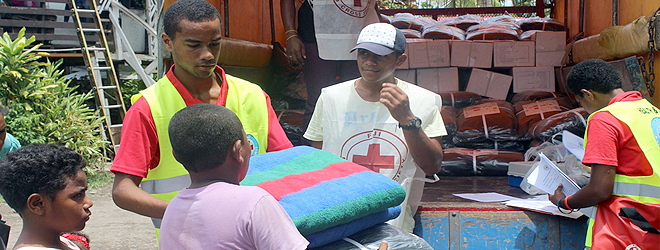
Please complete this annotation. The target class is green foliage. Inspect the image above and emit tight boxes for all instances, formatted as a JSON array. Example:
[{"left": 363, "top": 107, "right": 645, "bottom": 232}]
[
  {"left": 0, "top": 28, "right": 109, "bottom": 173},
  {"left": 120, "top": 75, "right": 147, "bottom": 110},
  {"left": 380, "top": 0, "right": 418, "bottom": 9}
]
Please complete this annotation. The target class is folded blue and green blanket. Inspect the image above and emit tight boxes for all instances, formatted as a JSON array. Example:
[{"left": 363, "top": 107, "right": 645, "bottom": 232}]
[{"left": 241, "top": 146, "right": 406, "bottom": 247}]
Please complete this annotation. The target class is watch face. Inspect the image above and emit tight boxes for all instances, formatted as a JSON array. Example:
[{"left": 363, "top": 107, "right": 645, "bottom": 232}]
[
  {"left": 412, "top": 117, "right": 421, "bottom": 128},
  {"left": 402, "top": 117, "right": 421, "bottom": 130}
]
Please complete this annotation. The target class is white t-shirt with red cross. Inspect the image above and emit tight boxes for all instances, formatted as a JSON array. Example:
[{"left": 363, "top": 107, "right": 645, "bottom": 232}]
[{"left": 304, "top": 78, "right": 447, "bottom": 232}]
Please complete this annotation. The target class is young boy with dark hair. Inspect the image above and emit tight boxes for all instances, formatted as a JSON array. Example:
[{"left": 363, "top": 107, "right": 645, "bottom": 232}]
[
  {"left": 0, "top": 144, "right": 93, "bottom": 250},
  {"left": 158, "top": 104, "right": 309, "bottom": 250},
  {"left": 549, "top": 59, "right": 660, "bottom": 249}
]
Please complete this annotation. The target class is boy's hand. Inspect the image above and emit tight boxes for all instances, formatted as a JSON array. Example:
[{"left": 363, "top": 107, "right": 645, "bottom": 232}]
[
  {"left": 547, "top": 184, "right": 567, "bottom": 205},
  {"left": 380, "top": 83, "right": 415, "bottom": 125},
  {"left": 378, "top": 240, "right": 388, "bottom": 250}
]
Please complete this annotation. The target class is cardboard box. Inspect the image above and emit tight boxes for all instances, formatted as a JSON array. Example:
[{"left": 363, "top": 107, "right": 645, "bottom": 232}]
[
  {"left": 397, "top": 39, "right": 420, "bottom": 69},
  {"left": 416, "top": 67, "right": 459, "bottom": 93},
  {"left": 513, "top": 67, "right": 555, "bottom": 93},
  {"left": 530, "top": 31, "right": 567, "bottom": 52},
  {"left": 394, "top": 69, "right": 417, "bottom": 84},
  {"left": 466, "top": 68, "right": 512, "bottom": 100},
  {"left": 536, "top": 51, "right": 565, "bottom": 67},
  {"left": 408, "top": 40, "right": 451, "bottom": 68},
  {"left": 450, "top": 40, "right": 493, "bottom": 68},
  {"left": 493, "top": 41, "right": 535, "bottom": 67}
]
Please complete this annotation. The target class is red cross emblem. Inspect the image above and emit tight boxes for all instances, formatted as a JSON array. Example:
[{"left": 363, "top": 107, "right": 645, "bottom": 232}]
[{"left": 353, "top": 144, "right": 394, "bottom": 172}]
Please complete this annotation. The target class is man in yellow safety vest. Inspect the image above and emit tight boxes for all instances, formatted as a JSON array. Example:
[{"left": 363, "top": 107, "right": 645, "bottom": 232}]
[
  {"left": 549, "top": 59, "right": 660, "bottom": 249},
  {"left": 109, "top": 0, "right": 293, "bottom": 237}
]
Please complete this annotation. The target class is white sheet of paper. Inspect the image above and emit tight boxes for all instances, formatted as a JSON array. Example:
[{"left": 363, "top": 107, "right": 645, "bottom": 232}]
[
  {"left": 453, "top": 192, "right": 520, "bottom": 202},
  {"left": 526, "top": 152, "right": 581, "bottom": 196},
  {"left": 504, "top": 198, "right": 583, "bottom": 219},
  {"left": 562, "top": 130, "right": 585, "bottom": 161}
]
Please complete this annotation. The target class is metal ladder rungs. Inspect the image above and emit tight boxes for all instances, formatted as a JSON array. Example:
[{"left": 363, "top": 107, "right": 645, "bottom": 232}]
[
  {"left": 81, "top": 28, "right": 102, "bottom": 32},
  {"left": 98, "top": 86, "right": 117, "bottom": 90},
  {"left": 104, "top": 105, "right": 123, "bottom": 109},
  {"left": 71, "top": 0, "right": 126, "bottom": 157}
]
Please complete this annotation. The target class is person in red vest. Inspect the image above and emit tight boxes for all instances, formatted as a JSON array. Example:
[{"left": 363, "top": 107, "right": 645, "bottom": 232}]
[
  {"left": 110, "top": 0, "right": 292, "bottom": 237},
  {"left": 549, "top": 59, "right": 660, "bottom": 249}
]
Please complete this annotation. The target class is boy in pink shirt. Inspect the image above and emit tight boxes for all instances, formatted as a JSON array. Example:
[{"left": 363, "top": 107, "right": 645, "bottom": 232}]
[{"left": 158, "top": 104, "right": 309, "bottom": 250}]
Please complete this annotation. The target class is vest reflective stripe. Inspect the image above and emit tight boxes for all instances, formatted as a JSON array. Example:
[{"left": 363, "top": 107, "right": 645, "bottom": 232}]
[
  {"left": 612, "top": 181, "right": 660, "bottom": 203},
  {"left": 583, "top": 99, "right": 660, "bottom": 247},
  {"left": 140, "top": 174, "right": 191, "bottom": 195},
  {"left": 138, "top": 73, "right": 270, "bottom": 232}
]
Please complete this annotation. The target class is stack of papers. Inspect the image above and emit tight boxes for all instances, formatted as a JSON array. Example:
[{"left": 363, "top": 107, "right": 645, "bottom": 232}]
[
  {"left": 503, "top": 197, "right": 584, "bottom": 219},
  {"left": 526, "top": 152, "right": 581, "bottom": 196},
  {"left": 452, "top": 152, "right": 589, "bottom": 219},
  {"left": 452, "top": 192, "right": 584, "bottom": 219}
]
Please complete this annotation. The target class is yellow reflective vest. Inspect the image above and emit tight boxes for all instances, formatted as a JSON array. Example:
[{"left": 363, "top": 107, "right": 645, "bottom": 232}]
[
  {"left": 583, "top": 99, "right": 660, "bottom": 247},
  {"left": 135, "top": 72, "right": 269, "bottom": 233}
]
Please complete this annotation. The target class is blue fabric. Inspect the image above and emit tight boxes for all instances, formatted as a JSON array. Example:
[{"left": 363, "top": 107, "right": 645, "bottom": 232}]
[
  {"left": 0, "top": 133, "right": 21, "bottom": 161},
  {"left": 279, "top": 171, "right": 402, "bottom": 218},
  {"left": 305, "top": 206, "right": 402, "bottom": 248}
]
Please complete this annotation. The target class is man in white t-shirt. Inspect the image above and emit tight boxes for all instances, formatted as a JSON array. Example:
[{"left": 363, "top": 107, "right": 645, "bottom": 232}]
[{"left": 304, "top": 23, "right": 446, "bottom": 232}]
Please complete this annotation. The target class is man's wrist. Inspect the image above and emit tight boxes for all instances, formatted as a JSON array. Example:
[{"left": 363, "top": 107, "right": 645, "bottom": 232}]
[{"left": 399, "top": 116, "right": 421, "bottom": 130}]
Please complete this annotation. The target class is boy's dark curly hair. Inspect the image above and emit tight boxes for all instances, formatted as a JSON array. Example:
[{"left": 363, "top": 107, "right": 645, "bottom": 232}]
[
  {"left": 0, "top": 144, "right": 86, "bottom": 213},
  {"left": 169, "top": 104, "right": 244, "bottom": 173},
  {"left": 163, "top": 0, "right": 221, "bottom": 39},
  {"left": 566, "top": 59, "right": 623, "bottom": 97}
]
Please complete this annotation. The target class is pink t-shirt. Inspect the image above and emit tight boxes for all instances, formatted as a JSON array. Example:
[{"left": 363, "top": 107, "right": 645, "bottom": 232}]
[
  {"left": 110, "top": 65, "right": 293, "bottom": 178},
  {"left": 159, "top": 182, "right": 309, "bottom": 250}
]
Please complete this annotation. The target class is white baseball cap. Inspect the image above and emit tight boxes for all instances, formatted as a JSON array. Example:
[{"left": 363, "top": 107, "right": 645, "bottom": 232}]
[{"left": 350, "top": 23, "right": 406, "bottom": 56}]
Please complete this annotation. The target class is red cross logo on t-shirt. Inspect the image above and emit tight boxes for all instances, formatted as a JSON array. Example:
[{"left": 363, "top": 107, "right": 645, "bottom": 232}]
[
  {"left": 340, "top": 129, "right": 408, "bottom": 181},
  {"left": 352, "top": 144, "right": 394, "bottom": 172},
  {"left": 333, "top": 0, "right": 372, "bottom": 18}
]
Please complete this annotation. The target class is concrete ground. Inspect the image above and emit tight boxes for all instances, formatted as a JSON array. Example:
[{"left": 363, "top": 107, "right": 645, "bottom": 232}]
[{"left": 0, "top": 184, "right": 157, "bottom": 250}]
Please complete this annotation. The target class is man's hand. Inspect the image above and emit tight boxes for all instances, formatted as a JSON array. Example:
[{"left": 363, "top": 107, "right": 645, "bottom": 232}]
[
  {"left": 285, "top": 35, "right": 306, "bottom": 66},
  {"left": 548, "top": 183, "right": 567, "bottom": 205},
  {"left": 380, "top": 83, "right": 414, "bottom": 125}
]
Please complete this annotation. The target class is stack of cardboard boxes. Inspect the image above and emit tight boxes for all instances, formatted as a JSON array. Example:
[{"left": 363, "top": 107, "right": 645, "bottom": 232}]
[{"left": 394, "top": 31, "right": 568, "bottom": 100}]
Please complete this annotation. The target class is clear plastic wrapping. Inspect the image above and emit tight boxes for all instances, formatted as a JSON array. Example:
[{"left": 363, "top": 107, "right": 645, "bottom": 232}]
[
  {"left": 437, "top": 14, "right": 483, "bottom": 31},
  {"left": 528, "top": 108, "right": 589, "bottom": 141},
  {"left": 439, "top": 148, "right": 524, "bottom": 176},
  {"left": 466, "top": 23, "right": 521, "bottom": 40},
  {"left": 517, "top": 17, "right": 566, "bottom": 31},
  {"left": 310, "top": 223, "right": 433, "bottom": 250},
  {"left": 422, "top": 23, "right": 465, "bottom": 40},
  {"left": 438, "top": 91, "right": 483, "bottom": 109},
  {"left": 510, "top": 91, "right": 568, "bottom": 103},
  {"left": 514, "top": 97, "right": 575, "bottom": 137},
  {"left": 454, "top": 100, "right": 519, "bottom": 145}
]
